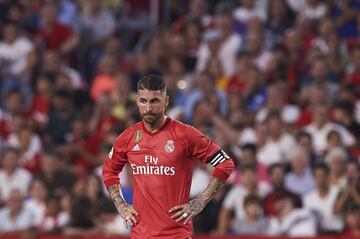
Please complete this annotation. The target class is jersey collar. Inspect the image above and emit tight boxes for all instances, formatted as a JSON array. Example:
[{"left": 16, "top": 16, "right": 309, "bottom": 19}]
[{"left": 141, "top": 117, "right": 170, "bottom": 136}]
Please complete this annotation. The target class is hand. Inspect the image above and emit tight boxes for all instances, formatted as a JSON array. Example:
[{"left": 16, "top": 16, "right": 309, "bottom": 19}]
[
  {"left": 116, "top": 203, "right": 138, "bottom": 228},
  {"left": 169, "top": 198, "right": 206, "bottom": 224}
]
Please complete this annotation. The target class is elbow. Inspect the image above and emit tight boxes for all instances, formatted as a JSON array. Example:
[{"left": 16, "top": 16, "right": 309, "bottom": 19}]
[{"left": 212, "top": 159, "right": 235, "bottom": 182}]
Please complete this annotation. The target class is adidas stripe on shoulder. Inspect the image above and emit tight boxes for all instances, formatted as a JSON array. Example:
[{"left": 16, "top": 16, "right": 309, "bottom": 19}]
[{"left": 208, "top": 149, "right": 230, "bottom": 167}]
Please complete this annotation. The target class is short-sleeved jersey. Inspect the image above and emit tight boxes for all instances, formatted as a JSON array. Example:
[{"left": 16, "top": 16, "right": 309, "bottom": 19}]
[{"left": 102, "top": 118, "right": 234, "bottom": 239}]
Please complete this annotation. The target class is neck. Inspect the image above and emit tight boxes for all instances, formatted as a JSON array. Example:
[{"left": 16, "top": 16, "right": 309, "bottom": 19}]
[
  {"left": 318, "top": 187, "right": 329, "bottom": 197},
  {"left": 246, "top": 214, "right": 257, "bottom": 222},
  {"left": 294, "top": 168, "right": 306, "bottom": 176},
  {"left": 10, "top": 208, "right": 21, "bottom": 218},
  {"left": 315, "top": 121, "right": 325, "bottom": 129},
  {"left": 6, "top": 168, "right": 16, "bottom": 176},
  {"left": 143, "top": 115, "right": 167, "bottom": 133}
]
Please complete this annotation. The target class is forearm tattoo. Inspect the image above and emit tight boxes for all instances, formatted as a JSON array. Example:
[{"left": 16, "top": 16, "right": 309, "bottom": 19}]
[
  {"left": 108, "top": 184, "right": 126, "bottom": 208},
  {"left": 189, "top": 176, "right": 224, "bottom": 214}
]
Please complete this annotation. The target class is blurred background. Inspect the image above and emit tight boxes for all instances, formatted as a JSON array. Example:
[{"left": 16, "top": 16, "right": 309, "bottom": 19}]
[{"left": 0, "top": 0, "right": 359, "bottom": 238}]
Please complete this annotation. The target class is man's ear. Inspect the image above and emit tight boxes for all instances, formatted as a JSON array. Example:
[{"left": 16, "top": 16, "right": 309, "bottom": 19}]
[{"left": 165, "top": 95, "right": 170, "bottom": 108}]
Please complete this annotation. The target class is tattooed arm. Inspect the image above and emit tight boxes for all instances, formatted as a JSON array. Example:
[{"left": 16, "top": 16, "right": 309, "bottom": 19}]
[
  {"left": 107, "top": 184, "right": 138, "bottom": 228},
  {"left": 169, "top": 176, "right": 225, "bottom": 224}
]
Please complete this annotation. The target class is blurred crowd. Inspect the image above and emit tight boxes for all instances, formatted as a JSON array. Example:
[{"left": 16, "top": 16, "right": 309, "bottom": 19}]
[{"left": 0, "top": 0, "right": 360, "bottom": 237}]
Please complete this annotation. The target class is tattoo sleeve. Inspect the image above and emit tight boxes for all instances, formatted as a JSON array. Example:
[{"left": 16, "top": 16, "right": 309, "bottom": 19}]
[
  {"left": 107, "top": 184, "right": 127, "bottom": 208},
  {"left": 189, "top": 176, "right": 225, "bottom": 214}
]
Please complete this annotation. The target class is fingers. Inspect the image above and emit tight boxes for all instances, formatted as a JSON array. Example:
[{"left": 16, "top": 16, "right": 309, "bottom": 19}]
[
  {"left": 122, "top": 206, "right": 139, "bottom": 228},
  {"left": 169, "top": 204, "right": 193, "bottom": 223},
  {"left": 170, "top": 210, "right": 185, "bottom": 219},
  {"left": 123, "top": 218, "right": 128, "bottom": 229},
  {"left": 169, "top": 204, "right": 185, "bottom": 213},
  {"left": 175, "top": 211, "right": 191, "bottom": 223},
  {"left": 183, "top": 212, "right": 194, "bottom": 224}
]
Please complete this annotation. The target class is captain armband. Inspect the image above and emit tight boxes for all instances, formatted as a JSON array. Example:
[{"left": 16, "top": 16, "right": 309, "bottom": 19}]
[{"left": 208, "top": 149, "right": 231, "bottom": 167}]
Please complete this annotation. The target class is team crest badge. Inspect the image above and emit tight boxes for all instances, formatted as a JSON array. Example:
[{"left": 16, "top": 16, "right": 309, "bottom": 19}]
[
  {"left": 134, "top": 130, "right": 142, "bottom": 143},
  {"left": 165, "top": 140, "right": 175, "bottom": 153}
]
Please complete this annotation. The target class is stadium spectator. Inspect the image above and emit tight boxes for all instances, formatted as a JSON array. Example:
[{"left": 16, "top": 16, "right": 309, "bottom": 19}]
[
  {"left": 232, "top": 194, "right": 268, "bottom": 235},
  {"left": 343, "top": 205, "right": 360, "bottom": 237},
  {"left": 0, "top": 147, "right": 32, "bottom": 203},
  {"left": 38, "top": 195, "right": 70, "bottom": 233},
  {"left": 217, "top": 164, "right": 270, "bottom": 234},
  {"left": 0, "top": 189, "right": 34, "bottom": 233},
  {"left": 25, "top": 179, "right": 47, "bottom": 227},
  {"left": 333, "top": 160, "right": 360, "bottom": 215},
  {"left": 267, "top": 192, "right": 317, "bottom": 237},
  {"left": 325, "top": 147, "right": 347, "bottom": 190},
  {"left": 36, "top": 2, "right": 79, "bottom": 56},
  {"left": 0, "top": 0, "right": 359, "bottom": 237},
  {"left": 303, "top": 164, "right": 344, "bottom": 233},
  {"left": 285, "top": 146, "right": 315, "bottom": 195},
  {"left": 264, "top": 163, "right": 302, "bottom": 216}
]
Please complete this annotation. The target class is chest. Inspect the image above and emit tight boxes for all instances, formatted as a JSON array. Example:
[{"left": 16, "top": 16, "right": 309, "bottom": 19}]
[{"left": 126, "top": 133, "right": 186, "bottom": 168}]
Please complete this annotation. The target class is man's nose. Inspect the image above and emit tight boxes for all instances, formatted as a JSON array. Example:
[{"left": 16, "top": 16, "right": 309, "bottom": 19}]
[{"left": 145, "top": 103, "right": 152, "bottom": 111}]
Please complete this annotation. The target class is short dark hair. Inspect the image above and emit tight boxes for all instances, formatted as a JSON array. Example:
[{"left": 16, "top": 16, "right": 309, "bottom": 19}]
[
  {"left": 241, "top": 143, "right": 257, "bottom": 155},
  {"left": 137, "top": 75, "right": 166, "bottom": 93},
  {"left": 266, "top": 110, "right": 281, "bottom": 122},
  {"left": 267, "top": 163, "right": 284, "bottom": 175},
  {"left": 240, "top": 164, "right": 256, "bottom": 174},
  {"left": 334, "top": 100, "right": 354, "bottom": 116},
  {"left": 313, "top": 163, "right": 330, "bottom": 175},
  {"left": 1, "top": 147, "right": 19, "bottom": 159},
  {"left": 296, "top": 131, "right": 312, "bottom": 142},
  {"left": 243, "top": 194, "right": 262, "bottom": 207}
]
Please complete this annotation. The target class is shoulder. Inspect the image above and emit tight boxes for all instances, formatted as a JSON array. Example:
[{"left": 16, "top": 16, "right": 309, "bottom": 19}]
[
  {"left": 17, "top": 37, "right": 34, "bottom": 48},
  {"left": 303, "top": 190, "right": 316, "bottom": 202},
  {"left": 228, "top": 185, "right": 246, "bottom": 196},
  {"left": 168, "top": 118, "right": 191, "bottom": 135},
  {"left": 0, "top": 207, "right": 10, "bottom": 220},
  {"left": 114, "top": 122, "right": 142, "bottom": 146},
  {"left": 0, "top": 207, "right": 8, "bottom": 217},
  {"left": 17, "top": 168, "right": 32, "bottom": 179}
]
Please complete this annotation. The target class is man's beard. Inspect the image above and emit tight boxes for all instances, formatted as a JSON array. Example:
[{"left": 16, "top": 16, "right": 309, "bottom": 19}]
[{"left": 142, "top": 113, "right": 162, "bottom": 125}]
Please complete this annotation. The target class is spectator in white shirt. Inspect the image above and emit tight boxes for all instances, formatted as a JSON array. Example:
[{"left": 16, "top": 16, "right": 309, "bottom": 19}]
[
  {"left": 233, "top": 194, "right": 269, "bottom": 235},
  {"left": 0, "top": 189, "right": 34, "bottom": 233},
  {"left": 286, "top": 0, "right": 327, "bottom": 20},
  {"left": 7, "top": 124, "right": 42, "bottom": 171},
  {"left": 38, "top": 195, "right": 70, "bottom": 233},
  {"left": 0, "top": 22, "right": 36, "bottom": 81},
  {"left": 196, "top": 11, "right": 241, "bottom": 76},
  {"left": 325, "top": 147, "right": 347, "bottom": 191},
  {"left": 93, "top": 198, "right": 130, "bottom": 235},
  {"left": 305, "top": 103, "right": 355, "bottom": 156},
  {"left": 217, "top": 165, "right": 271, "bottom": 234},
  {"left": 285, "top": 147, "right": 315, "bottom": 196},
  {"left": 301, "top": 0, "right": 327, "bottom": 20},
  {"left": 303, "top": 164, "right": 344, "bottom": 233},
  {"left": 233, "top": 0, "right": 267, "bottom": 23},
  {"left": 267, "top": 192, "right": 317, "bottom": 237},
  {"left": 25, "top": 179, "right": 47, "bottom": 227},
  {"left": 333, "top": 160, "right": 360, "bottom": 216},
  {"left": 0, "top": 147, "right": 32, "bottom": 203},
  {"left": 257, "top": 111, "right": 297, "bottom": 165}
]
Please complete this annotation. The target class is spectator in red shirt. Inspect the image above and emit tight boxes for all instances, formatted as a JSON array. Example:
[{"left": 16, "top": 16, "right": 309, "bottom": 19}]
[
  {"left": 263, "top": 163, "right": 302, "bottom": 216},
  {"left": 345, "top": 45, "right": 360, "bottom": 96},
  {"left": 36, "top": 2, "right": 79, "bottom": 56},
  {"left": 343, "top": 205, "right": 360, "bottom": 237}
]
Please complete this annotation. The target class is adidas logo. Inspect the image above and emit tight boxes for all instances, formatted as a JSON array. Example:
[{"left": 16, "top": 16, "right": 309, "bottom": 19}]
[{"left": 132, "top": 144, "right": 140, "bottom": 151}]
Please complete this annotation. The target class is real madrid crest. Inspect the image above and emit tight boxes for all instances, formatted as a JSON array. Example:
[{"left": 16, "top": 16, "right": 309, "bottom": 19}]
[{"left": 165, "top": 140, "right": 175, "bottom": 153}]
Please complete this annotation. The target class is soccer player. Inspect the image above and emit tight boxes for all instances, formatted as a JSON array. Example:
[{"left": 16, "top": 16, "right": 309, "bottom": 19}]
[{"left": 102, "top": 75, "right": 234, "bottom": 238}]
